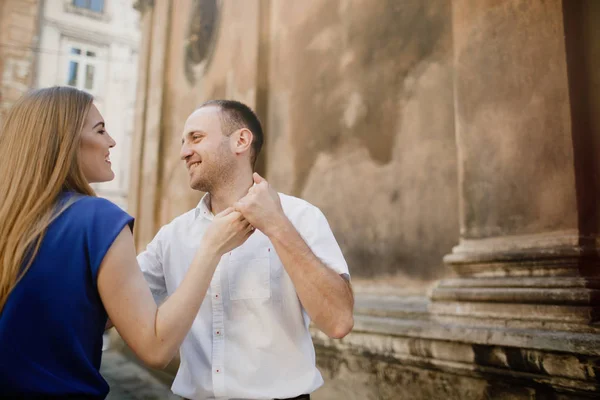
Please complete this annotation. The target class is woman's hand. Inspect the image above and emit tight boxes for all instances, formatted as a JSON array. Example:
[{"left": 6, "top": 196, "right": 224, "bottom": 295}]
[{"left": 201, "top": 207, "right": 254, "bottom": 257}]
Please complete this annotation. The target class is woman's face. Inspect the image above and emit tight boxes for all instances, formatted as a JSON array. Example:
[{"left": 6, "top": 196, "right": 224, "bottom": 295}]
[{"left": 79, "top": 104, "right": 115, "bottom": 184}]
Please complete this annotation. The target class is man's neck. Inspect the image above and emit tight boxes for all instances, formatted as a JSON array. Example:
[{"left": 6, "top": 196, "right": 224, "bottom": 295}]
[{"left": 208, "top": 173, "right": 253, "bottom": 215}]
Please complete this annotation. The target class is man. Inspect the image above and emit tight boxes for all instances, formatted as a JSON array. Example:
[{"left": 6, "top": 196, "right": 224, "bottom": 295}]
[{"left": 138, "top": 100, "right": 354, "bottom": 400}]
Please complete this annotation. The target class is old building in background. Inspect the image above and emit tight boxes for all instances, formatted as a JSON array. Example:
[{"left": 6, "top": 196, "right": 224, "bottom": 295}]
[
  {"left": 0, "top": 0, "right": 140, "bottom": 209},
  {"left": 129, "top": 0, "right": 600, "bottom": 399},
  {"left": 36, "top": 0, "right": 140, "bottom": 209}
]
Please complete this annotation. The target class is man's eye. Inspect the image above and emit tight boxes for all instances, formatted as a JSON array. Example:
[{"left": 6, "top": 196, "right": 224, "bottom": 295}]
[{"left": 98, "top": 130, "right": 106, "bottom": 135}]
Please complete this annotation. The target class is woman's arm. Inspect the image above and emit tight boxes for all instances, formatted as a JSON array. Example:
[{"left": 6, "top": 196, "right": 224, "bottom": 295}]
[{"left": 97, "top": 209, "right": 252, "bottom": 369}]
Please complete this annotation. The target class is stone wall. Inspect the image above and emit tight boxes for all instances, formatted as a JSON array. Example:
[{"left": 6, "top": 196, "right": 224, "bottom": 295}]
[
  {"left": 130, "top": 0, "right": 457, "bottom": 294},
  {"left": 267, "top": 0, "right": 457, "bottom": 284},
  {"left": 129, "top": 0, "right": 600, "bottom": 398},
  {"left": 0, "top": 0, "right": 40, "bottom": 124}
]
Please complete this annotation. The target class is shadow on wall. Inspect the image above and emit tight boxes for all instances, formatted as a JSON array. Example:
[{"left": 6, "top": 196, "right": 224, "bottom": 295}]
[{"left": 268, "top": 0, "right": 456, "bottom": 282}]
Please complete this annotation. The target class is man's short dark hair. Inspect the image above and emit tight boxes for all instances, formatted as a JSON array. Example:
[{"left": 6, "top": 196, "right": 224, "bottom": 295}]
[{"left": 198, "top": 99, "right": 264, "bottom": 168}]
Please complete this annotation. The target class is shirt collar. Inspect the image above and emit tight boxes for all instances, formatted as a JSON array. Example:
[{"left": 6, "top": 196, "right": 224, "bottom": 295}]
[
  {"left": 195, "top": 193, "right": 213, "bottom": 220},
  {"left": 194, "top": 183, "right": 257, "bottom": 220}
]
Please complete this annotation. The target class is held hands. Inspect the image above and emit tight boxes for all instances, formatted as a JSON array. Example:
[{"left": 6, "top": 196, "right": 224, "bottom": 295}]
[
  {"left": 234, "top": 173, "right": 287, "bottom": 237},
  {"left": 201, "top": 172, "right": 283, "bottom": 256},
  {"left": 202, "top": 207, "right": 254, "bottom": 256}
]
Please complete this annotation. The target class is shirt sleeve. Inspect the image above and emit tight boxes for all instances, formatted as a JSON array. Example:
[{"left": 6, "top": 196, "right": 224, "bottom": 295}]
[
  {"left": 137, "top": 226, "right": 168, "bottom": 305},
  {"left": 83, "top": 197, "right": 134, "bottom": 284},
  {"left": 296, "top": 205, "right": 350, "bottom": 279}
]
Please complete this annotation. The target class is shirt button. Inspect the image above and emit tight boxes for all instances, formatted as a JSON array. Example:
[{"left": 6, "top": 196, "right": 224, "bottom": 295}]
[
  {"left": 216, "top": 330, "right": 221, "bottom": 335},
  {"left": 216, "top": 368, "right": 221, "bottom": 373},
  {"left": 215, "top": 294, "right": 219, "bottom": 299}
]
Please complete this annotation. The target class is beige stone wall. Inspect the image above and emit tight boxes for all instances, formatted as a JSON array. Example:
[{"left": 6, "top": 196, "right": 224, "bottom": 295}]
[
  {"left": 128, "top": 2, "right": 600, "bottom": 398},
  {"left": 267, "top": 0, "right": 456, "bottom": 284},
  {"left": 453, "top": 0, "right": 577, "bottom": 241},
  {"left": 0, "top": 0, "right": 40, "bottom": 124},
  {"left": 131, "top": 0, "right": 458, "bottom": 290}
]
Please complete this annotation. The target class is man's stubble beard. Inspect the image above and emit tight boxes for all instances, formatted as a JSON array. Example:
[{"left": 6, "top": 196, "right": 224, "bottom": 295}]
[{"left": 189, "top": 151, "right": 236, "bottom": 194}]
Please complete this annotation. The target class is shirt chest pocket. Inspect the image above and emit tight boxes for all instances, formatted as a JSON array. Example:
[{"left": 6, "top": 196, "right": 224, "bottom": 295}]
[{"left": 228, "top": 247, "right": 271, "bottom": 300}]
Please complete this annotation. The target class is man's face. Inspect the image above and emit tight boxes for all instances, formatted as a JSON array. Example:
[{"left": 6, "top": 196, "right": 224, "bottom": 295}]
[{"left": 180, "top": 106, "right": 234, "bottom": 192}]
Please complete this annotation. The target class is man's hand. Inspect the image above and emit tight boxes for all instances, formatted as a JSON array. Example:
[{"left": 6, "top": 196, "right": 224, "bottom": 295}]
[{"left": 234, "top": 173, "right": 287, "bottom": 237}]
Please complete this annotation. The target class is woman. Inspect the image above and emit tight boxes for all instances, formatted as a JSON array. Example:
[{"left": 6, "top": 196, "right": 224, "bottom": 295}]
[{"left": 0, "top": 87, "right": 253, "bottom": 398}]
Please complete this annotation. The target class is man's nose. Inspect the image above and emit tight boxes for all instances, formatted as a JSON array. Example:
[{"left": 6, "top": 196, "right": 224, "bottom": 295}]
[{"left": 180, "top": 142, "right": 193, "bottom": 160}]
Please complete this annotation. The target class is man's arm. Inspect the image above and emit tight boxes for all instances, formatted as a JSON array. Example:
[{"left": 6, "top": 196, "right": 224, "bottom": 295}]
[
  {"left": 235, "top": 173, "right": 354, "bottom": 339},
  {"left": 268, "top": 217, "right": 354, "bottom": 338}
]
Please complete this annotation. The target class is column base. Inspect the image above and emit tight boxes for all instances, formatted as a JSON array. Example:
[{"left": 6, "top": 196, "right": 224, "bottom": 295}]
[
  {"left": 431, "top": 232, "right": 600, "bottom": 329},
  {"left": 313, "top": 294, "right": 600, "bottom": 399}
]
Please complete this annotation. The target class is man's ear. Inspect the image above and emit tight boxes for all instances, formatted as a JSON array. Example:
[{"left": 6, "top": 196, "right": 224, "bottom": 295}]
[{"left": 232, "top": 128, "right": 253, "bottom": 155}]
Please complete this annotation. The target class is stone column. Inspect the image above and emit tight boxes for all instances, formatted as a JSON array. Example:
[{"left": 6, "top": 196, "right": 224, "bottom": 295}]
[
  {"left": 129, "top": 0, "right": 172, "bottom": 249},
  {"left": 431, "top": 0, "right": 600, "bottom": 332}
]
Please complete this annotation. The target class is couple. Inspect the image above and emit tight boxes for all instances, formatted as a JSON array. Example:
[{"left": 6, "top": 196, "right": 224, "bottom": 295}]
[{"left": 0, "top": 86, "right": 354, "bottom": 400}]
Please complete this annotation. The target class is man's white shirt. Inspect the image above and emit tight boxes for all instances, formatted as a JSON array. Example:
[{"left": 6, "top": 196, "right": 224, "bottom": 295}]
[{"left": 137, "top": 193, "right": 350, "bottom": 400}]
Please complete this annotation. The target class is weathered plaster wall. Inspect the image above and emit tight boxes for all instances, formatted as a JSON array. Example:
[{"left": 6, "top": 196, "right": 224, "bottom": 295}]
[
  {"left": 133, "top": 0, "right": 458, "bottom": 287},
  {"left": 128, "top": 2, "right": 600, "bottom": 399},
  {"left": 267, "top": 0, "right": 457, "bottom": 282}
]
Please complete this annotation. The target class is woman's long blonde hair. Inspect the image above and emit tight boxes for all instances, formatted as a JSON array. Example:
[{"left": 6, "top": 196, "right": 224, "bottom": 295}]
[{"left": 0, "top": 86, "right": 96, "bottom": 312}]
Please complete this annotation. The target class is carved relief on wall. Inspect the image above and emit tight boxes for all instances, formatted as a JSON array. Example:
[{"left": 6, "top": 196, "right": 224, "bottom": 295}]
[{"left": 185, "top": 0, "right": 220, "bottom": 85}]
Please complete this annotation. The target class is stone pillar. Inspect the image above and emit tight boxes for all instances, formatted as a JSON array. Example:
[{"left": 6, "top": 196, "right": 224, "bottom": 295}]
[
  {"left": 431, "top": 0, "right": 600, "bottom": 334},
  {"left": 129, "top": 0, "right": 172, "bottom": 249},
  {"left": 423, "top": 3, "right": 600, "bottom": 397}
]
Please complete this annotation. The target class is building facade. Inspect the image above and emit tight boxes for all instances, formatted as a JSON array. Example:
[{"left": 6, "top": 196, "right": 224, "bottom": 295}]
[
  {"left": 129, "top": 0, "right": 600, "bottom": 399},
  {"left": 35, "top": 0, "right": 140, "bottom": 209}
]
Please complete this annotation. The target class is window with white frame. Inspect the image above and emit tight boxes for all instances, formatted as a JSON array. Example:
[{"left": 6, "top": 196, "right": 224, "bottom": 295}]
[
  {"left": 72, "top": 0, "right": 104, "bottom": 13},
  {"left": 65, "top": 44, "right": 101, "bottom": 93}
]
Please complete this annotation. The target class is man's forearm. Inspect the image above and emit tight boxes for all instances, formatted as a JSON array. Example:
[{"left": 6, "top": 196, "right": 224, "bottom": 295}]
[{"left": 268, "top": 217, "right": 354, "bottom": 338}]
